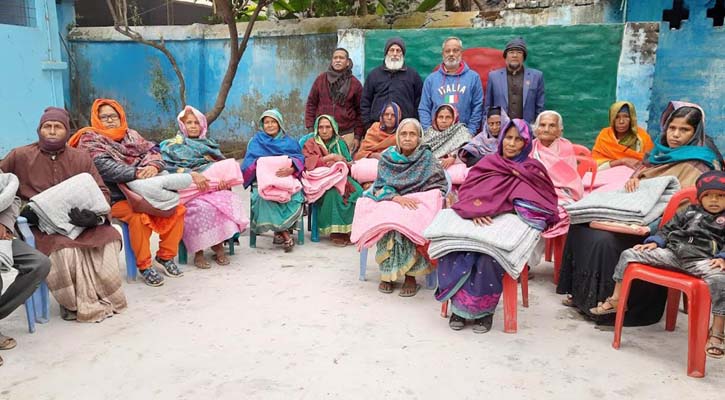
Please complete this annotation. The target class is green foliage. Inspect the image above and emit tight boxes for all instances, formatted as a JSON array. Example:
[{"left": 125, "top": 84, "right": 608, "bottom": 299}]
[
  {"left": 148, "top": 58, "right": 177, "bottom": 113},
  {"left": 416, "top": 0, "right": 442, "bottom": 12}
]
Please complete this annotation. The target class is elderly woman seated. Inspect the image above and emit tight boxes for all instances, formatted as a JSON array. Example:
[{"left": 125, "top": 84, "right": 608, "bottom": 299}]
[
  {"left": 301, "top": 115, "right": 363, "bottom": 246},
  {"left": 592, "top": 101, "right": 654, "bottom": 170},
  {"left": 437, "top": 119, "right": 559, "bottom": 332},
  {"left": 160, "top": 106, "right": 248, "bottom": 268},
  {"left": 365, "top": 118, "right": 447, "bottom": 297},
  {"left": 530, "top": 110, "right": 584, "bottom": 237},
  {"left": 354, "top": 102, "right": 400, "bottom": 161},
  {"left": 422, "top": 104, "right": 470, "bottom": 169},
  {"left": 241, "top": 109, "right": 304, "bottom": 252},
  {"left": 69, "top": 99, "right": 185, "bottom": 287}
]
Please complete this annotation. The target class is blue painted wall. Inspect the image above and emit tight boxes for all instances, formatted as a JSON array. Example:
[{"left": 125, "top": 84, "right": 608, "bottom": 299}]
[
  {"left": 627, "top": 0, "right": 725, "bottom": 151},
  {"left": 0, "top": 0, "right": 68, "bottom": 156},
  {"left": 70, "top": 33, "right": 337, "bottom": 144}
]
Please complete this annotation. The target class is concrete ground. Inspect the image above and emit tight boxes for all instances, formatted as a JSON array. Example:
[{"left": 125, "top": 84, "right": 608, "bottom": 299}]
[{"left": 1, "top": 191, "right": 723, "bottom": 399}]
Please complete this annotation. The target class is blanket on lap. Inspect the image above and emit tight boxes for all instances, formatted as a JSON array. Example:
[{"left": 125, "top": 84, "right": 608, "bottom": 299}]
[
  {"left": 301, "top": 161, "right": 348, "bottom": 203},
  {"left": 564, "top": 176, "right": 680, "bottom": 225},
  {"left": 126, "top": 172, "right": 193, "bottom": 211},
  {"left": 256, "top": 155, "right": 303, "bottom": 203},
  {"left": 350, "top": 158, "right": 379, "bottom": 183},
  {"left": 178, "top": 158, "right": 244, "bottom": 205},
  {"left": 423, "top": 210, "right": 540, "bottom": 279},
  {"left": 28, "top": 173, "right": 109, "bottom": 240},
  {"left": 351, "top": 189, "right": 443, "bottom": 251}
]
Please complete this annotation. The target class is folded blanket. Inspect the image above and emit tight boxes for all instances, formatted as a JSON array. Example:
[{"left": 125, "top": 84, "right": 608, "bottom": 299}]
[
  {"left": 178, "top": 158, "right": 244, "bottom": 205},
  {"left": 127, "top": 171, "right": 193, "bottom": 210},
  {"left": 28, "top": 173, "right": 110, "bottom": 239},
  {"left": 0, "top": 173, "right": 19, "bottom": 267},
  {"left": 351, "top": 189, "right": 443, "bottom": 251},
  {"left": 564, "top": 176, "right": 681, "bottom": 225},
  {"left": 445, "top": 162, "right": 470, "bottom": 185},
  {"left": 350, "top": 158, "right": 379, "bottom": 183},
  {"left": 301, "top": 161, "right": 349, "bottom": 203},
  {"left": 423, "top": 210, "right": 540, "bottom": 278},
  {"left": 257, "top": 156, "right": 303, "bottom": 203},
  {"left": 0, "top": 240, "right": 11, "bottom": 268}
]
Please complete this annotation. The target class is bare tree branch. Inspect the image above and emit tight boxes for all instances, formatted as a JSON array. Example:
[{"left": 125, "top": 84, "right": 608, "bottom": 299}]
[
  {"left": 105, "top": 0, "right": 187, "bottom": 107},
  {"left": 205, "top": 0, "right": 270, "bottom": 124}
]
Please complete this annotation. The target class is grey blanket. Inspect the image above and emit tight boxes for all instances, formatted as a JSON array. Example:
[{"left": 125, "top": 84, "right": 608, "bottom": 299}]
[
  {"left": 423, "top": 210, "right": 540, "bottom": 278},
  {"left": 564, "top": 176, "right": 681, "bottom": 226},
  {"left": 28, "top": 173, "right": 110, "bottom": 240},
  {"left": 0, "top": 172, "right": 19, "bottom": 267},
  {"left": 126, "top": 172, "right": 192, "bottom": 210}
]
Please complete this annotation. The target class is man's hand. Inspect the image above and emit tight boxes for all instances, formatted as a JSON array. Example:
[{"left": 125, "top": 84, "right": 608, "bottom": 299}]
[
  {"left": 633, "top": 242, "right": 658, "bottom": 252},
  {"left": 136, "top": 165, "right": 158, "bottom": 179},
  {"left": 392, "top": 196, "right": 420, "bottom": 210},
  {"left": 68, "top": 208, "right": 100, "bottom": 228}
]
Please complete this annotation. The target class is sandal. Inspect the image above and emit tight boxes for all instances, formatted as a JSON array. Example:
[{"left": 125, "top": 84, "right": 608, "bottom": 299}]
[
  {"left": 706, "top": 329, "right": 725, "bottom": 359},
  {"left": 212, "top": 253, "right": 230, "bottom": 266},
  {"left": 283, "top": 237, "right": 295, "bottom": 253},
  {"left": 0, "top": 333, "right": 16, "bottom": 350},
  {"left": 193, "top": 253, "right": 211, "bottom": 269},
  {"left": 399, "top": 282, "right": 421, "bottom": 298},
  {"left": 561, "top": 295, "right": 576, "bottom": 307},
  {"left": 155, "top": 257, "right": 184, "bottom": 278},
  {"left": 589, "top": 297, "right": 619, "bottom": 315},
  {"left": 273, "top": 233, "right": 285, "bottom": 245},
  {"left": 472, "top": 315, "right": 493, "bottom": 334},
  {"left": 378, "top": 281, "right": 394, "bottom": 294},
  {"left": 140, "top": 267, "right": 165, "bottom": 287},
  {"left": 449, "top": 314, "right": 465, "bottom": 331}
]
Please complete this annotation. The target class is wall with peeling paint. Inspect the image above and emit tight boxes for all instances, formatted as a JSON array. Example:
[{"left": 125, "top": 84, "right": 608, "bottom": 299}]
[
  {"left": 627, "top": 1, "right": 725, "bottom": 152},
  {"left": 363, "top": 25, "right": 623, "bottom": 146},
  {"left": 69, "top": 32, "right": 337, "bottom": 146},
  {"left": 0, "top": 0, "right": 68, "bottom": 156}
]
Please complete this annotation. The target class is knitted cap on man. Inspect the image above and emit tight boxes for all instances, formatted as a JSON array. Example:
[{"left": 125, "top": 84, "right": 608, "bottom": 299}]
[
  {"left": 384, "top": 37, "right": 406, "bottom": 56},
  {"left": 503, "top": 37, "right": 527, "bottom": 60}
]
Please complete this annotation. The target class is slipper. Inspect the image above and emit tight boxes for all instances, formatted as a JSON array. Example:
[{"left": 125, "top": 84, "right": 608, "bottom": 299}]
[
  {"left": 283, "top": 237, "right": 295, "bottom": 253},
  {"left": 194, "top": 256, "right": 211, "bottom": 269},
  {"left": 331, "top": 238, "right": 351, "bottom": 247},
  {"left": 273, "top": 233, "right": 285, "bottom": 245},
  {"left": 378, "top": 281, "right": 394, "bottom": 294},
  {"left": 589, "top": 297, "right": 620, "bottom": 315},
  {"left": 212, "top": 253, "right": 231, "bottom": 266},
  {"left": 399, "top": 283, "right": 421, "bottom": 298},
  {"left": 0, "top": 334, "right": 16, "bottom": 351},
  {"left": 561, "top": 296, "right": 576, "bottom": 307}
]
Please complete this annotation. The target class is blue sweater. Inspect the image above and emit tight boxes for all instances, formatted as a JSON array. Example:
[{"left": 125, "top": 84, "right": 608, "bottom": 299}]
[{"left": 418, "top": 62, "right": 483, "bottom": 133}]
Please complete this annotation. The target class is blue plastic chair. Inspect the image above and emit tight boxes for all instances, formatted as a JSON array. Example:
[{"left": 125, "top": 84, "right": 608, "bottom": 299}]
[
  {"left": 357, "top": 171, "right": 452, "bottom": 290},
  {"left": 177, "top": 234, "right": 239, "bottom": 265},
  {"left": 17, "top": 217, "right": 50, "bottom": 333},
  {"left": 118, "top": 222, "right": 138, "bottom": 282},
  {"left": 248, "top": 195, "right": 304, "bottom": 248}
]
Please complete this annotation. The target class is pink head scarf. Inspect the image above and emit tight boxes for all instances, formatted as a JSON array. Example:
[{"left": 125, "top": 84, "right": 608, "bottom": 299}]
[{"left": 177, "top": 105, "right": 208, "bottom": 138}]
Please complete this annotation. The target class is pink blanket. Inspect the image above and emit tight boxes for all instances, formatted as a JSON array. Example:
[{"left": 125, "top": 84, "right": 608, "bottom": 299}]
[
  {"left": 446, "top": 162, "right": 470, "bottom": 185},
  {"left": 532, "top": 138, "right": 584, "bottom": 203},
  {"left": 351, "top": 189, "right": 444, "bottom": 251},
  {"left": 301, "top": 161, "right": 349, "bottom": 203},
  {"left": 257, "top": 156, "right": 303, "bottom": 202},
  {"left": 178, "top": 158, "right": 245, "bottom": 205},
  {"left": 350, "top": 158, "right": 379, "bottom": 183},
  {"left": 585, "top": 165, "right": 634, "bottom": 193}
]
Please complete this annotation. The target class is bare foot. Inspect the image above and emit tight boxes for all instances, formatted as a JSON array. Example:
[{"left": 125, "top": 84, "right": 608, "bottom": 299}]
[
  {"left": 211, "top": 243, "right": 230, "bottom": 265},
  {"left": 193, "top": 250, "right": 211, "bottom": 269}
]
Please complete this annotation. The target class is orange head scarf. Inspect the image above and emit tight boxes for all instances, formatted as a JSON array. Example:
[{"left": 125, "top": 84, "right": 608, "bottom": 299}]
[{"left": 68, "top": 98, "right": 129, "bottom": 147}]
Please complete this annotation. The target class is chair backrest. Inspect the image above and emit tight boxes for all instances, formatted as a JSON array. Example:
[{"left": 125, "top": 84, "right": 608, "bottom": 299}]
[
  {"left": 660, "top": 187, "right": 698, "bottom": 228},
  {"left": 572, "top": 144, "right": 592, "bottom": 158},
  {"left": 575, "top": 155, "right": 597, "bottom": 193}
]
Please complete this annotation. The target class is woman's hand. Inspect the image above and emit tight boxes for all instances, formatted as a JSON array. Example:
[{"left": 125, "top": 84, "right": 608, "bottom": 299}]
[
  {"left": 191, "top": 172, "right": 210, "bottom": 191},
  {"left": 370, "top": 152, "right": 382, "bottom": 160},
  {"left": 440, "top": 157, "right": 456, "bottom": 169},
  {"left": 633, "top": 242, "right": 658, "bottom": 252},
  {"left": 136, "top": 165, "right": 158, "bottom": 179},
  {"left": 624, "top": 177, "right": 640, "bottom": 192},
  {"left": 322, "top": 154, "right": 344, "bottom": 164},
  {"left": 392, "top": 195, "right": 420, "bottom": 210},
  {"left": 709, "top": 258, "right": 725, "bottom": 271},
  {"left": 275, "top": 167, "right": 295, "bottom": 177},
  {"left": 612, "top": 157, "right": 640, "bottom": 169},
  {"left": 217, "top": 179, "right": 230, "bottom": 191},
  {"left": 472, "top": 216, "right": 494, "bottom": 226}
]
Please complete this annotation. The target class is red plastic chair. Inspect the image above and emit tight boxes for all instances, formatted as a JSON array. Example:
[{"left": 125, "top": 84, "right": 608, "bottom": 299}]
[
  {"left": 611, "top": 186, "right": 712, "bottom": 378},
  {"left": 572, "top": 143, "right": 592, "bottom": 157},
  {"left": 576, "top": 155, "right": 598, "bottom": 194},
  {"left": 440, "top": 265, "right": 529, "bottom": 333}
]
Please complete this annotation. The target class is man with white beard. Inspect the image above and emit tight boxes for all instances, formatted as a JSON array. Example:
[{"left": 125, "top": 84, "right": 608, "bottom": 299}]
[
  {"left": 419, "top": 37, "right": 483, "bottom": 133},
  {"left": 360, "top": 37, "right": 423, "bottom": 133}
]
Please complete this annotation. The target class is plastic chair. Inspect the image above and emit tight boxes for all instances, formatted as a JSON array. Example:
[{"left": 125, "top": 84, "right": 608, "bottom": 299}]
[
  {"left": 117, "top": 222, "right": 138, "bottom": 282},
  {"left": 440, "top": 265, "right": 529, "bottom": 333},
  {"left": 611, "top": 187, "right": 710, "bottom": 377},
  {"left": 576, "top": 155, "right": 598, "bottom": 193},
  {"left": 16, "top": 217, "right": 50, "bottom": 333},
  {"left": 572, "top": 143, "right": 592, "bottom": 158}
]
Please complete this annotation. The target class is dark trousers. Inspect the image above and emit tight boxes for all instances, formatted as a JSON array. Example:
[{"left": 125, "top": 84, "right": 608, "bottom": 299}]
[{"left": 0, "top": 239, "right": 51, "bottom": 320}]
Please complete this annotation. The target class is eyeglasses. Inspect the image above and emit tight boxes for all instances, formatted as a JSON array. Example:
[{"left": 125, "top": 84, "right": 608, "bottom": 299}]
[{"left": 98, "top": 114, "right": 120, "bottom": 121}]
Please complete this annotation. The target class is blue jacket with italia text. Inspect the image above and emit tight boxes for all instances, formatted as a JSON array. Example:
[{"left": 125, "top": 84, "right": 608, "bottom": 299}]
[{"left": 418, "top": 62, "right": 483, "bottom": 133}]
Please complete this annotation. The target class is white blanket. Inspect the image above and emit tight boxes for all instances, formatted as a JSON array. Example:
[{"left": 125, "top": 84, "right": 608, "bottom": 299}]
[
  {"left": 127, "top": 172, "right": 193, "bottom": 210},
  {"left": 0, "top": 172, "right": 18, "bottom": 268}
]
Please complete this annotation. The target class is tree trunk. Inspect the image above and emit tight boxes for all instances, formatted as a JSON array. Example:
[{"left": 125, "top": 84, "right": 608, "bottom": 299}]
[{"left": 359, "top": 0, "right": 368, "bottom": 16}]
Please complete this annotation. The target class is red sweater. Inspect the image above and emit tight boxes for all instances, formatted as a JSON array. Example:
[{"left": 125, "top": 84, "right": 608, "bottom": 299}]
[{"left": 305, "top": 72, "right": 364, "bottom": 139}]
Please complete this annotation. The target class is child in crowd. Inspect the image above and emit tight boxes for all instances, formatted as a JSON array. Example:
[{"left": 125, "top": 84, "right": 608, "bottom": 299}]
[{"left": 590, "top": 171, "right": 725, "bottom": 358}]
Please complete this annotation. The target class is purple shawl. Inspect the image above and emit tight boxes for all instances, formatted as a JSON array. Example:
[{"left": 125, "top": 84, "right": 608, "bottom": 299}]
[{"left": 452, "top": 119, "right": 559, "bottom": 225}]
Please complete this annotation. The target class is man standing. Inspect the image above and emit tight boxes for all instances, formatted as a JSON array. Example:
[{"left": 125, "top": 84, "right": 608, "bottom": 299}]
[
  {"left": 305, "top": 48, "right": 364, "bottom": 152},
  {"left": 485, "top": 37, "right": 545, "bottom": 124},
  {"left": 419, "top": 37, "right": 483, "bottom": 133},
  {"left": 360, "top": 37, "right": 423, "bottom": 132}
]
